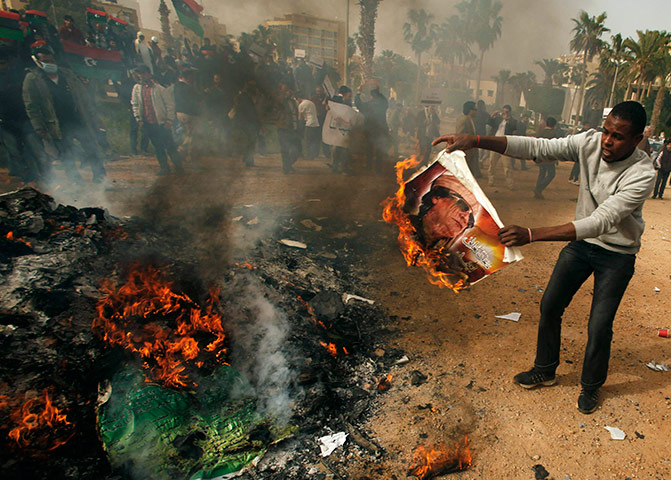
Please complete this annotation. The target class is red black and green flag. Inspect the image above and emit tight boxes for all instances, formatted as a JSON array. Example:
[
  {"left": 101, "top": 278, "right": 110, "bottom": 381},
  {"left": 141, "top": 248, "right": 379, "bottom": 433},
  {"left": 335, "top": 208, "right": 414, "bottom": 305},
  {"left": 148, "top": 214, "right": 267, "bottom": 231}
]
[
  {"left": 171, "top": 0, "right": 204, "bottom": 37},
  {"left": 86, "top": 8, "right": 108, "bottom": 24},
  {"left": 107, "top": 15, "right": 129, "bottom": 29},
  {"left": 0, "top": 10, "right": 23, "bottom": 44},
  {"left": 25, "top": 10, "right": 49, "bottom": 25},
  {"left": 61, "top": 39, "right": 124, "bottom": 81}
]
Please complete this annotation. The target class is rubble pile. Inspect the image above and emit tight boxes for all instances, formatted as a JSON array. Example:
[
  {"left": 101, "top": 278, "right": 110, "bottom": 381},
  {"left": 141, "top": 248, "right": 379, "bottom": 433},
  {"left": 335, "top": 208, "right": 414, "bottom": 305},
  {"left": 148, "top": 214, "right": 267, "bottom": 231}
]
[{"left": 0, "top": 188, "right": 400, "bottom": 479}]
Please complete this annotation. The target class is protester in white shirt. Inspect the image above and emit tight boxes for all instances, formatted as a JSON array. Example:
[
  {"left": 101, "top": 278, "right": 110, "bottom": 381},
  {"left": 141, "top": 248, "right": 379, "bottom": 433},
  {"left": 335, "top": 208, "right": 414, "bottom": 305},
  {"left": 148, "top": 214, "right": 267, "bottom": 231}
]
[{"left": 298, "top": 97, "right": 320, "bottom": 160}]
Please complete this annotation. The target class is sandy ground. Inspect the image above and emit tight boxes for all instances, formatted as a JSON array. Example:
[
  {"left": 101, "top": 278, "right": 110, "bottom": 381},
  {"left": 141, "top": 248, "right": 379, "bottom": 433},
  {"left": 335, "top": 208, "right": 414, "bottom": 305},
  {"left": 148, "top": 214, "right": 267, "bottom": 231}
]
[{"left": 1, "top": 132, "right": 670, "bottom": 480}]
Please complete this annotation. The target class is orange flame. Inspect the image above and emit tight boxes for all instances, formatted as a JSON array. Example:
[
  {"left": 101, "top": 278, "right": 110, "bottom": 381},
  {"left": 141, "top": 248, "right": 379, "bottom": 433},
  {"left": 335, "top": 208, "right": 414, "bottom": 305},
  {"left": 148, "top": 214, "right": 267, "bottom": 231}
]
[
  {"left": 381, "top": 157, "right": 468, "bottom": 293},
  {"left": 6, "top": 231, "right": 32, "bottom": 247},
  {"left": 92, "top": 264, "right": 228, "bottom": 388},
  {"left": 408, "top": 436, "right": 472, "bottom": 479},
  {"left": 378, "top": 373, "right": 393, "bottom": 392},
  {"left": 319, "top": 341, "right": 338, "bottom": 358},
  {"left": 6, "top": 389, "right": 74, "bottom": 451}
]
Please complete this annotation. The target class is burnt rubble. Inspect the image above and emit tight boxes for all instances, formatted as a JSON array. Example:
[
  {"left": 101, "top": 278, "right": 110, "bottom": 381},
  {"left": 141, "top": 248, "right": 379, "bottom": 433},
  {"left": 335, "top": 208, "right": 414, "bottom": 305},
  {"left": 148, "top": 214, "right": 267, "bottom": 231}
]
[{"left": 0, "top": 187, "right": 401, "bottom": 479}]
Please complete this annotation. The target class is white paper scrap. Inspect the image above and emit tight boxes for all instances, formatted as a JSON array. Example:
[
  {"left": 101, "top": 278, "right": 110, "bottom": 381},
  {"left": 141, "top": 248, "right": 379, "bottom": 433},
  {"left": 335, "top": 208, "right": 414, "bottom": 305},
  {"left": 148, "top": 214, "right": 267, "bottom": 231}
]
[
  {"left": 654, "top": 287, "right": 661, "bottom": 292},
  {"left": 605, "top": 426, "right": 626, "bottom": 440},
  {"left": 394, "top": 355, "right": 410, "bottom": 365},
  {"left": 342, "top": 293, "right": 375, "bottom": 305},
  {"left": 232, "top": 216, "right": 243, "bottom": 222},
  {"left": 647, "top": 362, "right": 668, "bottom": 372},
  {"left": 495, "top": 312, "right": 521, "bottom": 322},
  {"left": 279, "top": 239, "right": 307, "bottom": 249},
  {"left": 318, "top": 432, "right": 348, "bottom": 457}
]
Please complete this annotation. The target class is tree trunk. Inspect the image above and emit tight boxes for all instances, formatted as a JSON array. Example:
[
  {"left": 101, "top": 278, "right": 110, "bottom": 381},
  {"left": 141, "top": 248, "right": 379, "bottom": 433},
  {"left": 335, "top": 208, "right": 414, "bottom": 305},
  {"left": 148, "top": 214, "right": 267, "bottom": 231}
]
[
  {"left": 650, "top": 75, "right": 666, "bottom": 134},
  {"left": 625, "top": 82, "right": 632, "bottom": 101},
  {"left": 357, "top": 0, "right": 379, "bottom": 80},
  {"left": 475, "top": 48, "right": 485, "bottom": 101},
  {"left": 500, "top": 82, "right": 505, "bottom": 106},
  {"left": 567, "top": 85, "right": 578, "bottom": 125},
  {"left": 158, "top": 0, "right": 173, "bottom": 49},
  {"left": 577, "top": 52, "right": 588, "bottom": 123},
  {"left": 415, "top": 52, "right": 422, "bottom": 102}
]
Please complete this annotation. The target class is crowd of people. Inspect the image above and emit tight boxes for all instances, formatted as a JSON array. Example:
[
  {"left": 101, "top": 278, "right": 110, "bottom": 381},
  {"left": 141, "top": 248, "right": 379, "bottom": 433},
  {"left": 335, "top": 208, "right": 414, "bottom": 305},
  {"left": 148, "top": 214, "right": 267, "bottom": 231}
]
[{"left": 1, "top": 7, "right": 450, "bottom": 188}]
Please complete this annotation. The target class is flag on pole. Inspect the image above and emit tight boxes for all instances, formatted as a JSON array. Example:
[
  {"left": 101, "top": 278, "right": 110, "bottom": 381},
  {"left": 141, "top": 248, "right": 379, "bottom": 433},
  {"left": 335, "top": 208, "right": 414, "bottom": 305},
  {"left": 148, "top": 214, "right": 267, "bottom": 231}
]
[
  {"left": 0, "top": 10, "right": 23, "bottom": 44},
  {"left": 61, "top": 40, "right": 124, "bottom": 81},
  {"left": 86, "top": 8, "right": 108, "bottom": 25},
  {"left": 171, "top": 0, "right": 204, "bottom": 37}
]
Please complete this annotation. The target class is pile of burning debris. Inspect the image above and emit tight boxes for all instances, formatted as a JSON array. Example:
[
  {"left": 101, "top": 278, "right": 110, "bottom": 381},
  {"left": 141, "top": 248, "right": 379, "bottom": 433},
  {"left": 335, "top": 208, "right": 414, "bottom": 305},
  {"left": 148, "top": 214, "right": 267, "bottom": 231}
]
[{"left": 0, "top": 187, "right": 422, "bottom": 479}]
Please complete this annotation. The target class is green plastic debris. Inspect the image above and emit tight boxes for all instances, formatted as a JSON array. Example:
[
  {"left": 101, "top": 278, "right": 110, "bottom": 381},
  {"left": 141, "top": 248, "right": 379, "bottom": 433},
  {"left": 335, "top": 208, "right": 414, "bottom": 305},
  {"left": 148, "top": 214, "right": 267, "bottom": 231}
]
[{"left": 97, "top": 365, "right": 294, "bottom": 479}]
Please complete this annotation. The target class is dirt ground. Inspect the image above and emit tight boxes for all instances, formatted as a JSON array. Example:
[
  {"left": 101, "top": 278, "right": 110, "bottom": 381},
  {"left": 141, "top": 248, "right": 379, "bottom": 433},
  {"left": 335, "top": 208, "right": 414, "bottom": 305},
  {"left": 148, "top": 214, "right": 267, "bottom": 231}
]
[{"left": 1, "top": 128, "right": 670, "bottom": 480}]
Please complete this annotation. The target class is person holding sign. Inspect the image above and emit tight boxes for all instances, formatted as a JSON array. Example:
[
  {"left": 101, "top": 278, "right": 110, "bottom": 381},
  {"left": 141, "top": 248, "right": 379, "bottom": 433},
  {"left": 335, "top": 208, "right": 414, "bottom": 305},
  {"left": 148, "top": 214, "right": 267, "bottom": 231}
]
[{"left": 432, "top": 101, "right": 655, "bottom": 414}]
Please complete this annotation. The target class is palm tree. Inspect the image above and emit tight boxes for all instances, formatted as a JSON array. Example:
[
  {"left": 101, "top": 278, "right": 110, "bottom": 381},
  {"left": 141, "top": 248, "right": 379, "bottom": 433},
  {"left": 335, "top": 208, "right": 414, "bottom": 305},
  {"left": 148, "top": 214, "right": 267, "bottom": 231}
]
[
  {"left": 456, "top": 0, "right": 503, "bottom": 101},
  {"left": 433, "top": 14, "right": 474, "bottom": 87},
  {"left": 624, "top": 30, "right": 670, "bottom": 102},
  {"left": 403, "top": 8, "right": 436, "bottom": 101},
  {"left": 491, "top": 69, "right": 510, "bottom": 105},
  {"left": 647, "top": 32, "right": 671, "bottom": 133},
  {"left": 158, "top": 0, "right": 173, "bottom": 49},
  {"left": 570, "top": 10, "right": 609, "bottom": 121},
  {"left": 535, "top": 58, "right": 567, "bottom": 87},
  {"left": 357, "top": 0, "right": 381, "bottom": 80},
  {"left": 598, "top": 33, "right": 627, "bottom": 106},
  {"left": 508, "top": 71, "right": 537, "bottom": 107}
]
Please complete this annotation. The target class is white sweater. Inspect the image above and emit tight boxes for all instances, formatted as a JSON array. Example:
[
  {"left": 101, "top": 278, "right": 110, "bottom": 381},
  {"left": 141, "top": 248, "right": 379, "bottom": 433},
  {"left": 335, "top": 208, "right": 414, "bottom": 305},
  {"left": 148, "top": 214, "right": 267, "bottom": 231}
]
[{"left": 505, "top": 130, "right": 655, "bottom": 254}]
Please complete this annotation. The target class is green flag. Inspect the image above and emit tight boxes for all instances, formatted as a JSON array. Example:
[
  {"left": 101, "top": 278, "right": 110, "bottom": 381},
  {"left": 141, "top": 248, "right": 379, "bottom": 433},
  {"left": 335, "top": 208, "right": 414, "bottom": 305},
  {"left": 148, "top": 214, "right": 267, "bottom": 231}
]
[{"left": 171, "top": 0, "right": 204, "bottom": 37}]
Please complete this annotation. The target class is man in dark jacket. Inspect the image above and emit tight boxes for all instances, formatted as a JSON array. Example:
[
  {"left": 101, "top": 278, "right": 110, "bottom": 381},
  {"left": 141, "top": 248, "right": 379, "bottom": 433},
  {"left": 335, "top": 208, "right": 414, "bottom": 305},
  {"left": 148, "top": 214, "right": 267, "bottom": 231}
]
[
  {"left": 231, "top": 80, "right": 260, "bottom": 167},
  {"left": 652, "top": 139, "right": 671, "bottom": 199},
  {"left": 275, "top": 82, "right": 300, "bottom": 174},
  {"left": 174, "top": 67, "right": 200, "bottom": 163},
  {"left": 22, "top": 46, "right": 106, "bottom": 183}
]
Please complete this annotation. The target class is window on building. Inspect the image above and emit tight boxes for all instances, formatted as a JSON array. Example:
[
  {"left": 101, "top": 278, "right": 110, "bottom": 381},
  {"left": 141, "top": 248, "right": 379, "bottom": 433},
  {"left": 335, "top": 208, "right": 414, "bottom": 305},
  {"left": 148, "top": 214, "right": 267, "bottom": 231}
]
[{"left": 487, "top": 90, "right": 494, "bottom": 97}]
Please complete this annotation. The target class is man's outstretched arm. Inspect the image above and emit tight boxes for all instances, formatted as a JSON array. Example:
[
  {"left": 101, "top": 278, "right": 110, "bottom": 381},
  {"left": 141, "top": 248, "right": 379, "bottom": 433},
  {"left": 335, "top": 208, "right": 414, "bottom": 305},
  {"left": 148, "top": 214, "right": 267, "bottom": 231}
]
[
  {"left": 498, "top": 223, "right": 577, "bottom": 247},
  {"left": 432, "top": 133, "right": 507, "bottom": 155}
]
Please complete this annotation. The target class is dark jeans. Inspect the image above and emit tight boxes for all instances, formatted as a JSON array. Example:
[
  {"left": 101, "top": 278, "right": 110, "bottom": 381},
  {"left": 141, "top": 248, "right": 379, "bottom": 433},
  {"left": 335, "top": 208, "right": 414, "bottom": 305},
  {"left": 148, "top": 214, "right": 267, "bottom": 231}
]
[
  {"left": 55, "top": 122, "right": 106, "bottom": 182},
  {"left": 129, "top": 110, "right": 148, "bottom": 154},
  {"left": 306, "top": 126, "right": 321, "bottom": 160},
  {"left": 331, "top": 145, "right": 350, "bottom": 173},
  {"left": 277, "top": 128, "right": 300, "bottom": 173},
  {"left": 0, "top": 122, "right": 47, "bottom": 181},
  {"left": 569, "top": 161, "right": 580, "bottom": 182},
  {"left": 534, "top": 241, "right": 635, "bottom": 389},
  {"left": 535, "top": 163, "right": 556, "bottom": 193},
  {"left": 653, "top": 170, "right": 670, "bottom": 198},
  {"left": 142, "top": 123, "right": 183, "bottom": 173}
]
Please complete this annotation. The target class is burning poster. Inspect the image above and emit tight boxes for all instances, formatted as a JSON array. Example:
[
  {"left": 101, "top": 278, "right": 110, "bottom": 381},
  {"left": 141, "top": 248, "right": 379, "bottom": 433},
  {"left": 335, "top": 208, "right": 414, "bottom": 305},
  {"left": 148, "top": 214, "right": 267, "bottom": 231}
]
[
  {"left": 383, "top": 151, "right": 523, "bottom": 291},
  {"left": 322, "top": 101, "right": 361, "bottom": 148}
]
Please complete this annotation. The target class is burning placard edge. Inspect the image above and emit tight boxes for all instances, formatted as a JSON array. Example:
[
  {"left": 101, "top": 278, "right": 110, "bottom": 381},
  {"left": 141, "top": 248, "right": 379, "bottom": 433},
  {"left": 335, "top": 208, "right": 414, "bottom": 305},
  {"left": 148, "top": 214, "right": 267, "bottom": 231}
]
[{"left": 406, "top": 149, "right": 524, "bottom": 266}]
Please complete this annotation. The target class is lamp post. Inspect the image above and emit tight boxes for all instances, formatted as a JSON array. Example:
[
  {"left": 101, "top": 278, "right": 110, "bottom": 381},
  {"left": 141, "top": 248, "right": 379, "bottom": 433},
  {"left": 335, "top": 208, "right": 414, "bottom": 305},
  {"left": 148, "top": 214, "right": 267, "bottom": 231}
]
[{"left": 344, "top": 0, "right": 349, "bottom": 86}]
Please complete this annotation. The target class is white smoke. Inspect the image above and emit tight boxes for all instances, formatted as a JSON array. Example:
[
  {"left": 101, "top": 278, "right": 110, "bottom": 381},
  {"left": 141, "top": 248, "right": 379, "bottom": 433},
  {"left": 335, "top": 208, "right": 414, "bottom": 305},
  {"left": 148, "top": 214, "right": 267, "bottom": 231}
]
[{"left": 227, "top": 276, "right": 298, "bottom": 424}]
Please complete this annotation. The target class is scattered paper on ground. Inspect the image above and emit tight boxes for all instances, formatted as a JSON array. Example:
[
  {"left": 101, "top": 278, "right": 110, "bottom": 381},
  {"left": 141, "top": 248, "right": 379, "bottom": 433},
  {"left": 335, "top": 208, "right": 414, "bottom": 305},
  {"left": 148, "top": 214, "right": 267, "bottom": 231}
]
[
  {"left": 319, "top": 432, "right": 348, "bottom": 457},
  {"left": 342, "top": 293, "right": 375, "bottom": 305},
  {"left": 495, "top": 312, "right": 521, "bottom": 322},
  {"left": 646, "top": 362, "right": 668, "bottom": 372},
  {"left": 605, "top": 426, "right": 626, "bottom": 440},
  {"left": 279, "top": 239, "right": 307, "bottom": 249}
]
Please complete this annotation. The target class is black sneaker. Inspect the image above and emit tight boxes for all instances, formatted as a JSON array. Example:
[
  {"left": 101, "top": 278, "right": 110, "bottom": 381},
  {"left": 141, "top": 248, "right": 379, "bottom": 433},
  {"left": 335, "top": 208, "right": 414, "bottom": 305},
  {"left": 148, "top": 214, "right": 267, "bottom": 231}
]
[
  {"left": 577, "top": 388, "right": 599, "bottom": 414},
  {"left": 513, "top": 368, "right": 556, "bottom": 389}
]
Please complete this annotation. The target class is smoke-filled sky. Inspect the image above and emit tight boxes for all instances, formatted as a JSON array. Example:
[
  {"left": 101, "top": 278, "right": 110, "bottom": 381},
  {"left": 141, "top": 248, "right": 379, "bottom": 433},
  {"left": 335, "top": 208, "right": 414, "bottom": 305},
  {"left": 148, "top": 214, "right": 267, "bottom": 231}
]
[{"left": 133, "top": 0, "right": 671, "bottom": 77}]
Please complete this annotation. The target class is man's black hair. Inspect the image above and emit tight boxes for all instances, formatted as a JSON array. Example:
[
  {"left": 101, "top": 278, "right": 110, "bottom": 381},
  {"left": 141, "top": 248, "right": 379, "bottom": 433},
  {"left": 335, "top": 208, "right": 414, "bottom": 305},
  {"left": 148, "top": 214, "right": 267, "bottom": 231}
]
[
  {"left": 503, "top": 104, "right": 512, "bottom": 111},
  {"left": 463, "top": 101, "right": 476, "bottom": 115},
  {"left": 546, "top": 116, "right": 557, "bottom": 128},
  {"left": 338, "top": 85, "right": 352, "bottom": 95},
  {"left": 64, "top": 15, "right": 74, "bottom": 22},
  {"left": 610, "top": 101, "right": 647, "bottom": 135},
  {"left": 134, "top": 64, "right": 151, "bottom": 74},
  {"left": 419, "top": 186, "right": 474, "bottom": 227}
]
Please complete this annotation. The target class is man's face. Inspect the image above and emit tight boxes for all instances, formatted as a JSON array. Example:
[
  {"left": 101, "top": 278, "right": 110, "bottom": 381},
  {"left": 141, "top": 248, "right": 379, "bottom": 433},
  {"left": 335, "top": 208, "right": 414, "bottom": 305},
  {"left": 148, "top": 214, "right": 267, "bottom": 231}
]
[
  {"left": 421, "top": 191, "right": 471, "bottom": 244},
  {"left": 600, "top": 114, "right": 643, "bottom": 163},
  {"left": 666, "top": 142, "right": 671, "bottom": 151},
  {"left": 468, "top": 107, "right": 477, "bottom": 118},
  {"left": 315, "top": 86, "right": 324, "bottom": 97},
  {"left": 64, "top": 19, "right": 72, "bottom": 28},
  {"left": 343, "top": 92, "right": 352, "bottom": 104},
  {"left": 37, "top": 53, "right": 56, "bottom": 65},
  {"left": 139, "top": 72, "right": 152, "bottom": 83},
  {"left": 502, "top": 107, "right": 511, "bottom": 119}
]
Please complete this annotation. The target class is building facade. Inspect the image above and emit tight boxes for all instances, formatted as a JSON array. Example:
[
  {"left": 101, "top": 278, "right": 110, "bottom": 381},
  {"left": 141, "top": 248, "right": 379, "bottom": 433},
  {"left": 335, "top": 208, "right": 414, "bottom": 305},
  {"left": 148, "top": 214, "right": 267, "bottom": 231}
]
[
  {"left": 172, "top": 14, "right": 227, "bottom": 48},
  {"left": 264, "top": 13, "right": 346, "bottom": 79},
  {"left": 91, "top": 0, "right": 141, "bottom": 28}
]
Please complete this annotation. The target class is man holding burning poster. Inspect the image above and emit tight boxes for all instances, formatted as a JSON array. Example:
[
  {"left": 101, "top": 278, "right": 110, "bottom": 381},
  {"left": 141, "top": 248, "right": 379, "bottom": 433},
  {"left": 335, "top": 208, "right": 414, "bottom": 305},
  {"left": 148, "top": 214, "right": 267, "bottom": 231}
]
[{"left": 432, "top": 101, "right": 656, "bottom": 414}]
